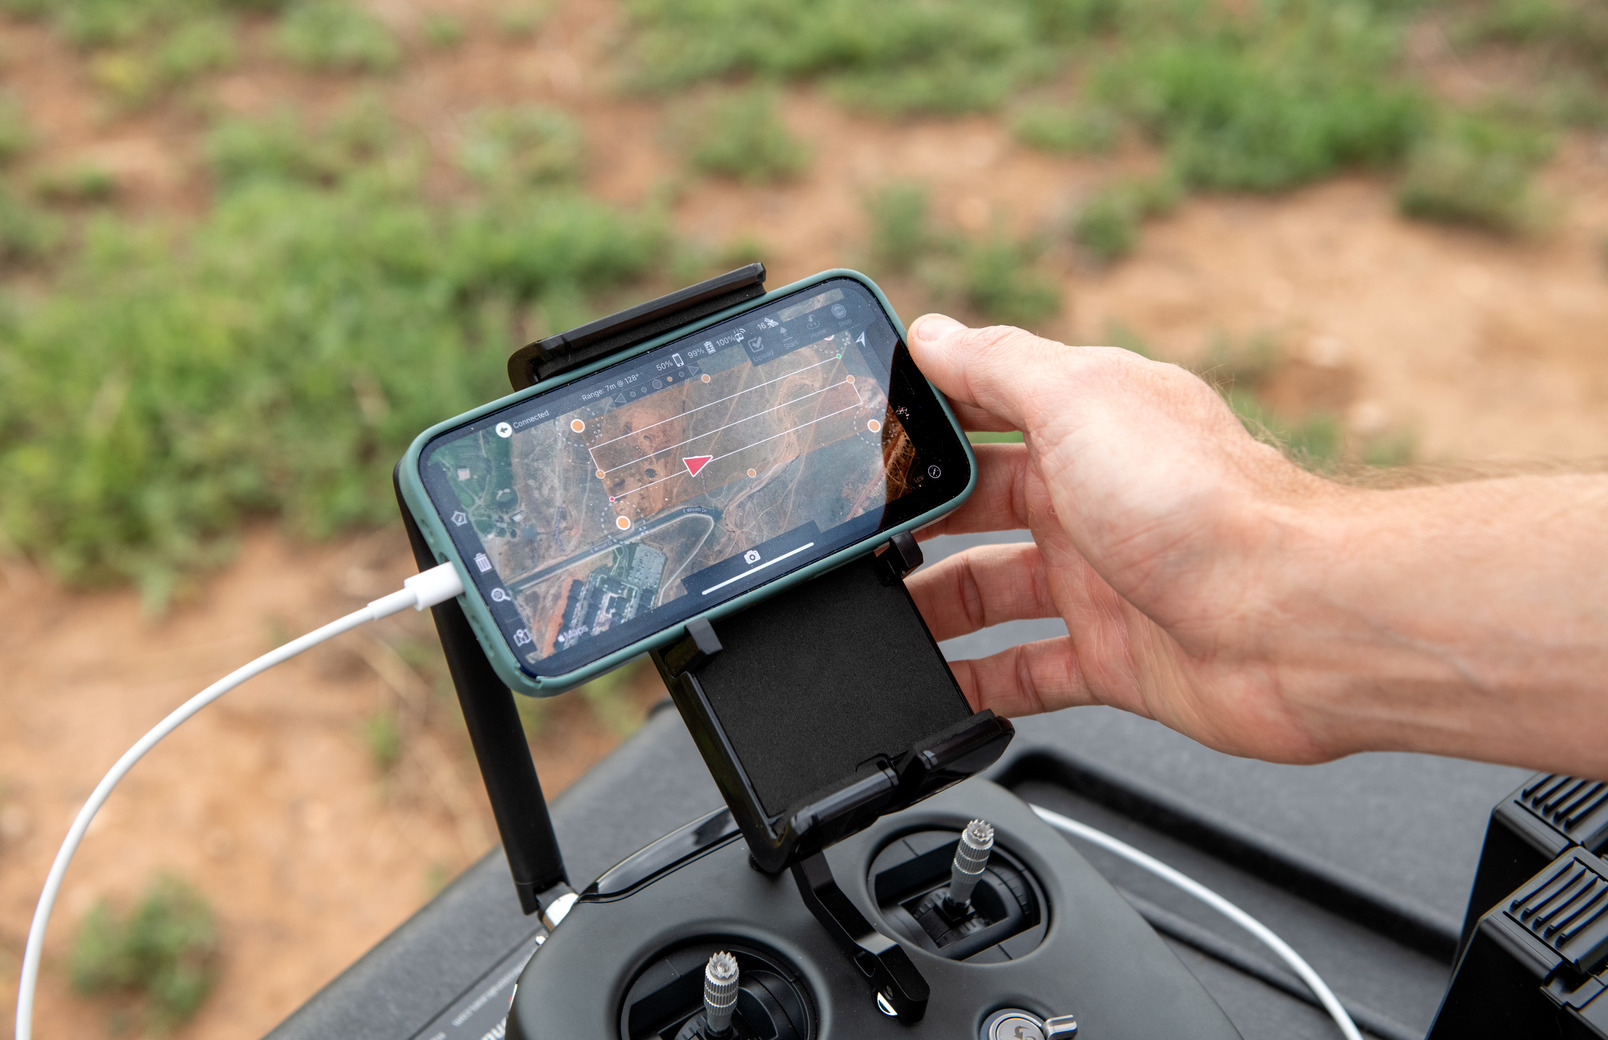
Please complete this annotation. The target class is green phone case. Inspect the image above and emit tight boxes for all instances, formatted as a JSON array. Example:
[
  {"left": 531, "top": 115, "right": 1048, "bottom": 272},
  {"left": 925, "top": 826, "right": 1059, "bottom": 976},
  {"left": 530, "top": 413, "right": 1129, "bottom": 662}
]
[{"left": 396, "top": 268, "right": 978, "bottom": 696}]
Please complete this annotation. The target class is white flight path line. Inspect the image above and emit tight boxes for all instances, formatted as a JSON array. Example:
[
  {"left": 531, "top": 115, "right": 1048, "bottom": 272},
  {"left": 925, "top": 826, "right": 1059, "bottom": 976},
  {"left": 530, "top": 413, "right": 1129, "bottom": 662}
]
[
  {"left": 596, "top": 378, "right": 856, "bottom": 475},
  {"left": 701, "top": 541, "right": 816, "bottom": 596},
  {"left": 609, "top": 392, "right": 864, "bottom": 502},
  {"left": 585, "top": 353, "right": 841, "bottom": 462}
]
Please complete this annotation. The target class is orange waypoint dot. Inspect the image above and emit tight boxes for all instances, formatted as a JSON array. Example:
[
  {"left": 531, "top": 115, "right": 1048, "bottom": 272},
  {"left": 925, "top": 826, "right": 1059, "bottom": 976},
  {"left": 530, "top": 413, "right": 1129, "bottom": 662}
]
[
  {"left": 571, "top": 419, "right": 585, "bottom": 433},
  {"left": 616, "top": 515, "right": 631, "bottom": 531},
  {"left": 701, "top": 374, "right": 711, "bottom": 383},
  {"left": 846, "top": 374, "right": 856, "bottom": 383},
  {"left": 596, "top": 469, "right": 605, "bottom": 478},
  {"left": 683, "top": 455, "right": 714, "bottom": 478},
  {"left": 867, "top": 419, "right": 881, "bottom": 433},
  {"left": 747, "top": 468, "right": 757, "bottom": 478}
]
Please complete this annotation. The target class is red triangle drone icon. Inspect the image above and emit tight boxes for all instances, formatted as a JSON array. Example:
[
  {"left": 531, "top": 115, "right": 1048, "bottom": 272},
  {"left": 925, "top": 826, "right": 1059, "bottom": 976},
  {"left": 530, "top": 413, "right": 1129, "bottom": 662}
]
[{"left": 683, "top": 455, "right": 714, "bottom": 477}]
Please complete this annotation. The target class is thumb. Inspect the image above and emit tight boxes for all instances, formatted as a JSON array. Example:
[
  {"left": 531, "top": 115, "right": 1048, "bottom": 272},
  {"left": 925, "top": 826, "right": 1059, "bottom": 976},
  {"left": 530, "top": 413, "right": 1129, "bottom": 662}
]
[{"left": 907, "top": 314, "right": 1055, "bottom": 433}]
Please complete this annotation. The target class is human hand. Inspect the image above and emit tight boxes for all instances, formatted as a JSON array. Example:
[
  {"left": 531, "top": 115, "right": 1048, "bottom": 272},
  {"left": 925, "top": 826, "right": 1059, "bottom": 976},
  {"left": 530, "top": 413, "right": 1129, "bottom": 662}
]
[{"left": 904, "top": 315, "right": 1342, "bottom": 763}]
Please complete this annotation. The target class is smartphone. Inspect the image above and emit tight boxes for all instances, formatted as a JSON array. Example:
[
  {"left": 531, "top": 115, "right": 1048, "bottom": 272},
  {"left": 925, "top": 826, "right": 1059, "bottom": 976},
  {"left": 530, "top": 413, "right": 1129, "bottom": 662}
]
[{"left": 397, "top": 270, "right": 975, "bottom": 695}]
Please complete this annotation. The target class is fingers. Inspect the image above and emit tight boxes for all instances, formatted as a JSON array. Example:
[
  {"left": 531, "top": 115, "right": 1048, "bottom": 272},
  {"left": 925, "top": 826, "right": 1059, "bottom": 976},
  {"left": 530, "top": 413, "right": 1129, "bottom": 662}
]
[
  {"left": 907, "top": 541, "right": 1056, "bottom": 642},
  {"left": 946, "top": 636, "right": 1092, "bottom": 717},
  {"left": 916, "top": 441, "right": 1031, "bottom": 540},
  {"left": 907, "top": 314, "right": 1068, "bottom": 432}
]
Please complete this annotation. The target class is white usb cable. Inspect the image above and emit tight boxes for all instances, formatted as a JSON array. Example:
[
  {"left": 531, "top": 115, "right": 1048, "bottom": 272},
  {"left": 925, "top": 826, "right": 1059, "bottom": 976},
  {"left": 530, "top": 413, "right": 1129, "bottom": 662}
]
[
  {"left": 13, "top": 561, "right": 465, "bottom": 1040},
  {"left": 1030, "top": 804, "right": 1364, "bottom": 1040}
]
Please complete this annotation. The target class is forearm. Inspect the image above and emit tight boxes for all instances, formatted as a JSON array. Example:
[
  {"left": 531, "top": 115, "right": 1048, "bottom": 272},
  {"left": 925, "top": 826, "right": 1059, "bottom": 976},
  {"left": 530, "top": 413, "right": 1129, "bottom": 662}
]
[{"left": 1267, "top": 474, "right": 1608, "bottom": 775}]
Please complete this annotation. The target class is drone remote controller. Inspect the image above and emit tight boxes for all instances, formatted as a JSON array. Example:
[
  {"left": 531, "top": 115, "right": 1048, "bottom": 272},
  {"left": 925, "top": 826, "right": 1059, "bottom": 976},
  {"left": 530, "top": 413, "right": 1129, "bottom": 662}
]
[{"left": 507, "top": 780, "right": 1241, "bottom": 1039}]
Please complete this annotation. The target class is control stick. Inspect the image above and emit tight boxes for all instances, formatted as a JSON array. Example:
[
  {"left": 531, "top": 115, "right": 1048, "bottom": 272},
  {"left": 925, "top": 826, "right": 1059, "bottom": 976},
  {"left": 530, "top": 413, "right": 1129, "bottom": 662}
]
[
  {"left": 703, "top": 951, "right": 739, "bottom": 1037},
  {"left": 948, "top": 819, "right": 995, "bottom": 907}
]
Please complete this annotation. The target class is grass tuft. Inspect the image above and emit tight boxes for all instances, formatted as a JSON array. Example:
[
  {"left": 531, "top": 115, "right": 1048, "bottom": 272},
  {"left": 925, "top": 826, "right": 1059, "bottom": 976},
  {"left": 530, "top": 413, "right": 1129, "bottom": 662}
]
[
  {"left": 1071, "top": 174, "right": 1180, "bottom": 264},
  {"left": 71, "top": 874, "right": 220, "bottom": 1032},
  {"left": 1013, "top": 103, "right": 1122, "bottom": 154},
  {"left": 422, "top": 12, "right": 465, "bottom": 50},
  {"left": 0, "top": 187, "right": 63, "bottom": 262},
  {"left": 277, "top": 0, "right": 401, "bottom": 73},
  {"left": 863, "top": 183, "right": 1062, "bottom": 325},
  {"left": 867, "top": 183, "right": 932, "bottom": 276},
  {"left": 0, "top": 175, "right": 663, "bottom": 603},
  {"left": 458, "top": 107, "right": 585, "bottom": 187},
  {"left": 0, "top": 92, "right": 31, "bottom": 165},
  {"left": 960, "top": 236, "right": 1062, "bottom": 327},
  {"left": 1091, "top": 3, "right": 1427, "bottom": 192},
  {"left": 1398, "top": 113, "right": 1553, "bottom": 235},
  {"left": 681, "top": 88, "right": 812, "bottom": 183}
]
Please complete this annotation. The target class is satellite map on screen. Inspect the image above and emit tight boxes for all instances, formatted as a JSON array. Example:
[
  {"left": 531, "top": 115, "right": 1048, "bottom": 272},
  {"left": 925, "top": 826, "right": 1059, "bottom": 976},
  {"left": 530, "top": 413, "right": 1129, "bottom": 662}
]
[{"left": 427, "top": 309, "right": 915, "bottom": 663}]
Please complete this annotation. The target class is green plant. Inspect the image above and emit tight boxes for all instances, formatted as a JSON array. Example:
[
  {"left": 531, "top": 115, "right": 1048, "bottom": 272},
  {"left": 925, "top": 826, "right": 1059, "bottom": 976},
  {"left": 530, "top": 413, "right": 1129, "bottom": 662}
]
[
  {"left": 1092, "top": 3, "right": 1427, "bottom": 192},
  {"left": 157, "top": 15, "right": 237, "bottom": 84},
  {"left": 0, "top": 187, "right": 63, "bottom": 262},
  {"left": 70, "top": 874, "right": 220, "bottom": 1031},
  {"left": 278, "top": 0, "right": 401, "bottom": 73},
  {"left": 364, "top": 707, "right": 403, "bottom": 771},
  {"left": 1398, "top": 113, "right": 1553, "bottom": 234},
  {"left": 683, "top": 88, "right": 812, "bottom": 183},
  {"left": 34, "top": 164, "right": 118, "bottom": 203},
  {"left": 0, "top": 178, "right": 662, "bottom": 603},
  {"left": 458, "top": 107, "right": 585, "bottom": 187},
  {"left": 1456, "top": 0, "right": 1608, "bottom": 71},
  {"left": 1014, "top": 104, "right": 1122, "bottom": 154},
  {"left": 497, "top": 2, "right": 549, "bottom": 38},
  {"left": 960, "top": 235, "right": 1061, "bottom": 326},
  {"left": 623, "top": 0, "right": 1101, "bottom": 115},
  {"left": 0, "top": 92, "right": 32, "bottom": 165},
  {"left": 867, "top": 183, "right": 932, "bottom": 276},
  {"left": 1071, "top": 175, "right": 1179, "bottom": 264},
  {"left": 206, "top": 98, "right": 406, "bottom": 191},
  {"left": 423, "top": 12, "right": 464, "bottom": 49}
]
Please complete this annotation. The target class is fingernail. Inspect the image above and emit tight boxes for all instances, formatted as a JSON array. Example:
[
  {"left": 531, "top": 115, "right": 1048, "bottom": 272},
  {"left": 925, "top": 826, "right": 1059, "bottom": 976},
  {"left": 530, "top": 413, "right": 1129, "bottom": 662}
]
[{"left": 911, "top": 313, "right": 965, "bottom": 345}]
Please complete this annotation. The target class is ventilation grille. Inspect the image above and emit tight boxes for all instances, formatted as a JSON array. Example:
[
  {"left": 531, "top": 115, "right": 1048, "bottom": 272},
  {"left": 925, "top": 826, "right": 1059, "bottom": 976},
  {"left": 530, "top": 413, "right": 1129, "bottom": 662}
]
[
  {"left": 1506, "top": 854, "right": 1608, "bottom": 973},
  {"left": 1521, "top": 775, "right": 1608, "bottom": 836}
]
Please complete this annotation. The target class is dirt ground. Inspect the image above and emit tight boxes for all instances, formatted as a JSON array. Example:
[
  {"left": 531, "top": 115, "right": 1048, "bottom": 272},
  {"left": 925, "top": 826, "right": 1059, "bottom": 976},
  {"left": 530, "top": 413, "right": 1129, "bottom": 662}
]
[{"left": 3, "top": 1, "right": 1608, "bottom": 1038}]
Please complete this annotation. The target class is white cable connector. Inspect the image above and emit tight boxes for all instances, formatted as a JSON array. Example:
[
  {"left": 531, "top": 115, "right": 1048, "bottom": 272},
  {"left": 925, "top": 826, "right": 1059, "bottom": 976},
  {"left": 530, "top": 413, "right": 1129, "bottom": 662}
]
[
  {"left": 1029, "top": 804, "right": 1363, "bottom": 1040},
  {"left": 14, "top": 561, "right": 464, "bottom": 1040}
]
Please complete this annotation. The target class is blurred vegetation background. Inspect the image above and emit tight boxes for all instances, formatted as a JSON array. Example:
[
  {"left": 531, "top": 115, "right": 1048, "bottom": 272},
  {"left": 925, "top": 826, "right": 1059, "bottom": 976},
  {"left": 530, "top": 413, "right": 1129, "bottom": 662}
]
[
  {"left": 1, "top": 0, "right": 1603, "bottom": 604},
  {"left": 0, "top": 1, "right": 1604, "bottom": 1033}
]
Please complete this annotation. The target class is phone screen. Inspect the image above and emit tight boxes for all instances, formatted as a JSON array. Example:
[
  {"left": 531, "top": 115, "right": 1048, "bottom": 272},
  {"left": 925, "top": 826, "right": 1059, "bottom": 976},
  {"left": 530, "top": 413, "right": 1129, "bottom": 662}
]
[{"left": 416, "top": 277, "right": 970, "bottom": 679}]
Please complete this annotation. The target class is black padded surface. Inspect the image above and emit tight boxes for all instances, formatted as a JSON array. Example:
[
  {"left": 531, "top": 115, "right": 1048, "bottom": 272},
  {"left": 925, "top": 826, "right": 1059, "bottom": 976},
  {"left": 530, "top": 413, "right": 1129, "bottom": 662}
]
[{"left": 693, "top": 552, "right": 972, "bottom": 814}]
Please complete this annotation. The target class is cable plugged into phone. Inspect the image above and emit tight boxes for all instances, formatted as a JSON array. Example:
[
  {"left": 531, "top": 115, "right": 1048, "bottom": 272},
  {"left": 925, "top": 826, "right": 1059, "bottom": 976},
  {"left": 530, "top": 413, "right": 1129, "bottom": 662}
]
[{"left": 14, "top": 561, "right": 464, "bottom": 1040}]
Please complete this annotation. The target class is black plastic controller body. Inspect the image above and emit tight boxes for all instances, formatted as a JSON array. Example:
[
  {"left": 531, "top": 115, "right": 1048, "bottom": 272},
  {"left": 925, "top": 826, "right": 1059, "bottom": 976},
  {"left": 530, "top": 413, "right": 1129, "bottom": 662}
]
[{"left": 508, "top": 780, "right": 1241, "bottom": 1039}]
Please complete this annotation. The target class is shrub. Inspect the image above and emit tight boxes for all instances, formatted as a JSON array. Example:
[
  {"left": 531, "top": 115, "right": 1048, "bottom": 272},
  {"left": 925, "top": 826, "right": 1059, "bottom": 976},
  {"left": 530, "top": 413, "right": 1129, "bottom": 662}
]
[
  {"left": 70, "top": 875, "right": 220, "bottom": 1031},
  {"left": 1398, "top": 113, "right": 1553, "bottom": 235},
  {"left": 1092, "top": 4, "right": 1427, "bottom": 192},
  {"left": 683, "top": 88, "right": 812, "bottom": 183},
  {"left": 961, "top": 236, "right": 1062, "bottom": 326},
  {"left": 1071, "top": 174, "right": 1179, "bottom": 263},
  {"left": 34, "top": 164, "right": 118, "bottom": 204},
  {"left": 206, "top": 98, "right": 406, "bottom": 191},
  {"left": 0, "top": 179, "right": 663, "bottom": 603},
  {"left": 0, "top": 188, "right": 63, "bottom": 263},
  {"left": 277, "top": 0, "right": 401, "bottom": 73},
  {"left": 866, "top": 183, "right": 932, "bottom": 276},
  {"left": 422, "top": 12, "right": 464, "bottom": 49},
  {"left": 1014, "top": 104, "right": 1122, "bottom": 154},
  {"left": 458, "top": 107, "right": 585, "bottom": 187},
  {"left": 622, "top": 0, "right": 1089, "bottom": 115},
  {"left": 0, "top": 92, "right": 32, "bottom": 165},
  {"left": 157, "top": 15, "right": 238, "bottom": 84}
]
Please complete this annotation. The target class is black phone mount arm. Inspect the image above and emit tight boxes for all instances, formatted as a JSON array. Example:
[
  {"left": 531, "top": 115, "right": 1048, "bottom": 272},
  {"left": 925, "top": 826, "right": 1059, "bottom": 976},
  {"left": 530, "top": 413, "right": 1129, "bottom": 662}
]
[{"left": 395, "top": 482, "right": 575, "bottom": 925}]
